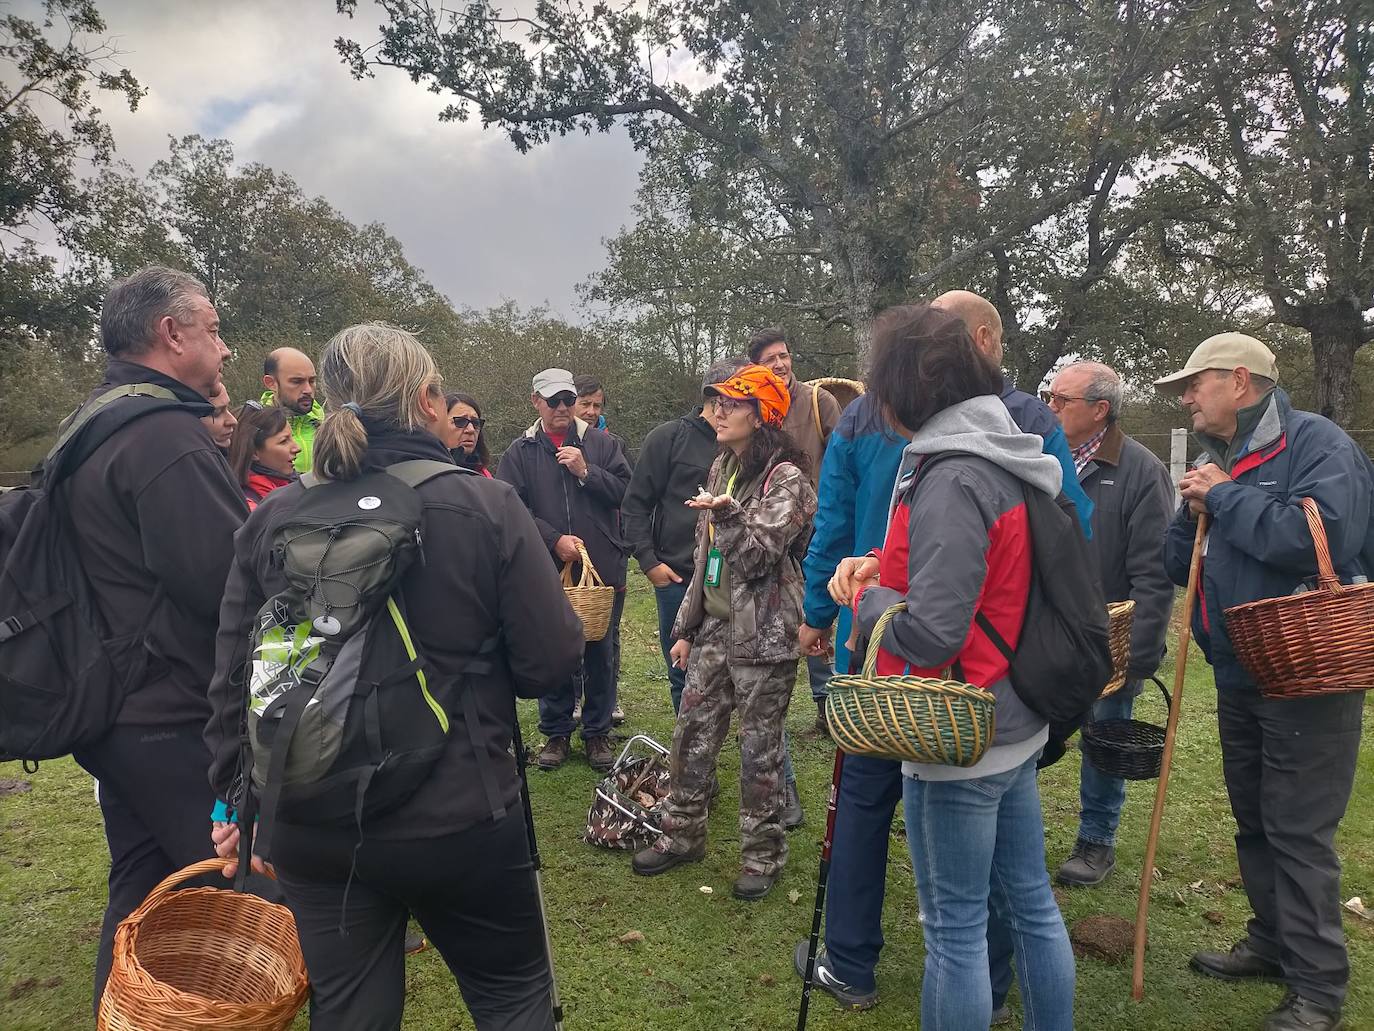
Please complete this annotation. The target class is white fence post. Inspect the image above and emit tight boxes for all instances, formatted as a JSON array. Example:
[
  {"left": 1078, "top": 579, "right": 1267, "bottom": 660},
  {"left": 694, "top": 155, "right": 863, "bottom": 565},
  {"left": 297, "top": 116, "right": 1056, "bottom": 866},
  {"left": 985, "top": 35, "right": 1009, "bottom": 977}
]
[{"left": 1170, "top": 427, "right": 1188, "bottom": 496}]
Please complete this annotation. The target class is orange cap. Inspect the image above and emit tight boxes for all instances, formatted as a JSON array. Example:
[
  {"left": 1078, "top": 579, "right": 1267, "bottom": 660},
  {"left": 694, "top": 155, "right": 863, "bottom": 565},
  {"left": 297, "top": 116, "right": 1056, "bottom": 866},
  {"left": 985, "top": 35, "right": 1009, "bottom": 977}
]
[{"left": 705, "top": 364, "right": 791, "bottom": 427}]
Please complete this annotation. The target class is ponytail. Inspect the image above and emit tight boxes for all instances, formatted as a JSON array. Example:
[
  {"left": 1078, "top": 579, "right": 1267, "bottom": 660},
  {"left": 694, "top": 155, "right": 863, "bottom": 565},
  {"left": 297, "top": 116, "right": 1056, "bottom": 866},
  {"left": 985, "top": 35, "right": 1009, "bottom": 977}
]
[{"left": 312, "top": 323, "right": 443, "bottom": 482}]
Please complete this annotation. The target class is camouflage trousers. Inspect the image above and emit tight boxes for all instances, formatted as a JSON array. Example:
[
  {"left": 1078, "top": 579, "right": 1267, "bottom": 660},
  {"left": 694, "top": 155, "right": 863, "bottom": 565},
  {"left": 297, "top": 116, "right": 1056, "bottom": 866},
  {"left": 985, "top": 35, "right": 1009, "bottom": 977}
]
[{"left": 659, "top": 616, "right": 798, "bottom": 876}]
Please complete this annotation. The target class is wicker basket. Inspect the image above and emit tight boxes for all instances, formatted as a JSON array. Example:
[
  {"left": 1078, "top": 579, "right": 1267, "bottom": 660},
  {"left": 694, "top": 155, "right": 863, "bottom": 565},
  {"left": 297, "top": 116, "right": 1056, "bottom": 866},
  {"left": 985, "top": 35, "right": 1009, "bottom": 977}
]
[
  {"left": 807, "top": 377, "right": 864, "bottom": 416},
  {"left": 1225, "top": 497, "right": 1374, "bottom": 699},
  {"left": 825, "top": 603, "right": 997, "bottom": 766},
  {"left": 98, "top": 859, "right": 309, "bottom": 1031},
  {"left": 562, "top": 545, "right": 615, "bottom": 642},
  {"left": 1098, "top": 600, "right": 1136, "bottom": 698},
  {"left": 1080, "top": 676, "right": 1169, "bottom": 780}
]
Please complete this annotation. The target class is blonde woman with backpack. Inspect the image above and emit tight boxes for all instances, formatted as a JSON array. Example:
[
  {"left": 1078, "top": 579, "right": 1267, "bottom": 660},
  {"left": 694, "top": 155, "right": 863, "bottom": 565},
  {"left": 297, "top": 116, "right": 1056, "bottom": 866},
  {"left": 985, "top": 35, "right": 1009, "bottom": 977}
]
[{"left": 205, "top": 323, "right": 584, "bottom": 1031}]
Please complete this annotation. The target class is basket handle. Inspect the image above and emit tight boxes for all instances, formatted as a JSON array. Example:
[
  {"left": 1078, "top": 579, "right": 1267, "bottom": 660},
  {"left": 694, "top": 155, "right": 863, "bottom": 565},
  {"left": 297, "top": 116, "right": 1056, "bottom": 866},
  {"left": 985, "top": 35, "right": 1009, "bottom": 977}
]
[
  {"left": 559, "top": 545, "right": 605, "bottom": 588},
  {"left": 1148, "top": 674, "right": 1172, "bottom": 714},
  {"left": 122, "top": 858, "right": 265, "bottom": 926},
  {"left": 1300, "top": 497, "right": 1343, "bottom": 593},
  {"left": 861, "top": 602, "right": 908, "bottom": 678}
]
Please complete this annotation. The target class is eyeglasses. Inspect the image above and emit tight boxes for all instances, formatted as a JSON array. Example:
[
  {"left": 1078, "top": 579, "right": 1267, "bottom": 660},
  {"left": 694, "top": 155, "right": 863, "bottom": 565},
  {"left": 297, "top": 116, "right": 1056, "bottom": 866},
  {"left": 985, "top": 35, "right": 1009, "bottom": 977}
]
[
  {"left": 451, "top": 415, "right": 485, "bottom": 431},
  {"left": 541, "top": 393, "right": 577, "bottom": 409},
  {"left": 714, "top": 398, "right": 753, "bottom": 416},
  {"left": 1040, "top": 391, "right": 1097, "bottom": 408}
]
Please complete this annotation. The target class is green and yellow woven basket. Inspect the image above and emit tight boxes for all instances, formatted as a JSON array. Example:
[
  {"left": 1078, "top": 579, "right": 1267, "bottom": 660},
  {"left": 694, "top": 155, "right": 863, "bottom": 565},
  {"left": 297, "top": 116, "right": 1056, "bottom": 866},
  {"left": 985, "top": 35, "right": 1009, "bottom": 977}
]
[{"left": 825, "top": 603, "right": 997, "bottom": 766}]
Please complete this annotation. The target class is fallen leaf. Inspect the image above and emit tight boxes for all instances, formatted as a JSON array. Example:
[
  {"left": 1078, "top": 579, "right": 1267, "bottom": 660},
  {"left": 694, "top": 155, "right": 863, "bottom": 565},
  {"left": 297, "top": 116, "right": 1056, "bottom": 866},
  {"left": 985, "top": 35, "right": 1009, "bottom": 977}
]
[
  {"left": 1202, "top": 911, "right": 1224, "bottom": 925},
  {"left": 1343, "top": 897, "right": 1370, "bottom": 921},
  {"left": 618, "top": 930, "right": 645, "bottom": 944},
  {"left": 787, "top": 889, "right": 802, "bottom": 905},
  {"left": 699, "top": 885, "right": 713, "bottom": 895},
  {"left": 1151, "top": 866, "right": 1162, "bottom": 882},
  {"left": 1189, "top": 879, "right": 1204, "bottom": 891}
]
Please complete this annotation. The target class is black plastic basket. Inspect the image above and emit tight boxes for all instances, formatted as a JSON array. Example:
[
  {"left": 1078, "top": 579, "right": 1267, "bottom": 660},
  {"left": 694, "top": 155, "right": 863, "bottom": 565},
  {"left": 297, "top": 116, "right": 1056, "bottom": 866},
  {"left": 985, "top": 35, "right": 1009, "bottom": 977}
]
[{"left": 1080, "top": 677, "right": 1171, "bottom": 781}]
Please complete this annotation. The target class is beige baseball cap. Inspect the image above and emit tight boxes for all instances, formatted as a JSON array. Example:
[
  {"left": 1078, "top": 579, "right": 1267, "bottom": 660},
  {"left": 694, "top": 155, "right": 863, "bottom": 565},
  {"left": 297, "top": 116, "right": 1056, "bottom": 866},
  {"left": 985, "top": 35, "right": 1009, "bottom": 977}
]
[{"left": 1154, "top": 333, "right": 1279, "bottom": 394}]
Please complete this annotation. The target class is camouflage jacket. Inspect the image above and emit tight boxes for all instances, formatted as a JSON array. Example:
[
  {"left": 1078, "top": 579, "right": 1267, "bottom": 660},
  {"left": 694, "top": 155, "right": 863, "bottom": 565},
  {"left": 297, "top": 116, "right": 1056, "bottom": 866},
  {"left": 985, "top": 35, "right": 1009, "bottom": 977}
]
[{"left": 672, "top": 452, "right": 817, "bottom": 664}]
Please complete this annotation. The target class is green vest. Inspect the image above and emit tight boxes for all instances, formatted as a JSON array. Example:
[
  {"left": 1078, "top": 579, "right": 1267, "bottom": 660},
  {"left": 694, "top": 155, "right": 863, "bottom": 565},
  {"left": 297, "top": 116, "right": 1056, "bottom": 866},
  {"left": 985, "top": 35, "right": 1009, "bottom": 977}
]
[{"left": 260, "top": 390, "right": 324, "bottom": 473}]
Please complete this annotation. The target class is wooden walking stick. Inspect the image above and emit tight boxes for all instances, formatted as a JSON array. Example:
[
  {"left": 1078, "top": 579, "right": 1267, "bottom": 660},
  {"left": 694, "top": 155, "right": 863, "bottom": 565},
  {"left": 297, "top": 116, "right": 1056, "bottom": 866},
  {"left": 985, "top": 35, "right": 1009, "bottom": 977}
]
[{"left": 1132, "top": 513, "right": 1208, "bottom": 1000}]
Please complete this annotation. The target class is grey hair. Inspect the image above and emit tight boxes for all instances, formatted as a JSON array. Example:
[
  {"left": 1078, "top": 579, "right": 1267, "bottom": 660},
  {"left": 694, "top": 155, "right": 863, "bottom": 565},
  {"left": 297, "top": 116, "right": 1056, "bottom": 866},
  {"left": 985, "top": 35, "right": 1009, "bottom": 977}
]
[
  {"left": 702, "top": 355, "right": 750, "bottom": 392},
  {"left": 1069, "top": 360, "right": 1123, "bottom": 423},
  {"left": 100, "top": 266, "right": 209, "bottom": 357}
]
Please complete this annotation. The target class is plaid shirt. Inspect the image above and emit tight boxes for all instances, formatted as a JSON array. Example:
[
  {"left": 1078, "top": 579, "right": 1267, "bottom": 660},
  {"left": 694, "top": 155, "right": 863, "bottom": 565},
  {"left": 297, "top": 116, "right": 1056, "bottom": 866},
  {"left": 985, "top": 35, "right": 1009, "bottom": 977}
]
[{"left": 1072, "top": 425, "right": 1109, "bottom": 473}]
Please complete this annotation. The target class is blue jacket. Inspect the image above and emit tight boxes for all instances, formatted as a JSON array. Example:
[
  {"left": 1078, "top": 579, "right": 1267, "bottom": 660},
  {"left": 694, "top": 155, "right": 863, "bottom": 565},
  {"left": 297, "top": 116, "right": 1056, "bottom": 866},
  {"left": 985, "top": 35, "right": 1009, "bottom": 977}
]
[
  {"left": 1164, "top": 389, "right": 1374, "bottom": 691},
  {"left": 802, "top": 395, "right": 906, "bottom": 673},
  {"left": 1000, "top": 379, "right": 1094, "bottom": 537}
]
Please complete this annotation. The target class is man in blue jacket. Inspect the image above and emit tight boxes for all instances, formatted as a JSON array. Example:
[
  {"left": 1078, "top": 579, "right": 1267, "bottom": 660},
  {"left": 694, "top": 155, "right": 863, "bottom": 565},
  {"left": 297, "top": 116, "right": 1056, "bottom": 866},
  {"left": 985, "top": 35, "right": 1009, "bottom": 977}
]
[
  {"left": 793, "top": 293, "right": 1093, "bottom": 1014},
  {"left": 1160, "top": 334, "right": 1370, "bottom": 1031}
]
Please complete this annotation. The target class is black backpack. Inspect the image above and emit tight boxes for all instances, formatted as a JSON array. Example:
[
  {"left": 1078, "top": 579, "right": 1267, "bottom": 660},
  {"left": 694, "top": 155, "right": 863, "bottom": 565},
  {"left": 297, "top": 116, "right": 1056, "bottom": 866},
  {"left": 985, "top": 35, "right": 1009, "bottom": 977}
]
[
  {"left": 232, "top": 461, "right": 505, "bottom": 867},
  {"left": 973, "top": 485, "right": 1112, "bottom": 765},
  {"left": 0, "top": 385, "right": 184, "bottom": 764}
]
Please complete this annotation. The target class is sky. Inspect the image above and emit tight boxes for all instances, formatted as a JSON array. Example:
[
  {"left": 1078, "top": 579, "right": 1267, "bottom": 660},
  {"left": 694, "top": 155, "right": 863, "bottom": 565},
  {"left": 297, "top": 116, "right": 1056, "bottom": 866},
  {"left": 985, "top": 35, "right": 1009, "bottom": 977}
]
[{"left": 79, "top": 0, "right": 645, "bottom": 316}]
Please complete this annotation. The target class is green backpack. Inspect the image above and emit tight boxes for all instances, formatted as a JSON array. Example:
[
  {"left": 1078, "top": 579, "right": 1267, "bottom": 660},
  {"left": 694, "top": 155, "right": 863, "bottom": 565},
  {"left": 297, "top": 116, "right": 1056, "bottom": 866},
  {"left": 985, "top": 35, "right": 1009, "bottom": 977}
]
[{"left": 235, "top": 460, "right": 503, "bottom": 863}]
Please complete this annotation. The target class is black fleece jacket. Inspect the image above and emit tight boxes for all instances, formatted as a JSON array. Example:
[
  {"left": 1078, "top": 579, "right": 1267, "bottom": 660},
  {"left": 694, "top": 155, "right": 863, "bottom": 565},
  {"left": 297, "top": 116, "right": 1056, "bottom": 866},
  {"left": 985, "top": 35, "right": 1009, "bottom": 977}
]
[{"left": 621, "top": 409, "right": 719, "bottom": 578}]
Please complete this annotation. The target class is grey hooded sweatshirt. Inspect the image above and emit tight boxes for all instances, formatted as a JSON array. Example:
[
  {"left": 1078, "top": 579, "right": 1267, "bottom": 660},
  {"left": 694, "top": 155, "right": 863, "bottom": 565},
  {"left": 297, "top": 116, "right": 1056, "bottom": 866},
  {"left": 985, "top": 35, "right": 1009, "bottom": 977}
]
[{"left": 855, "top": 394, "right": 1063, "bottom": 781}]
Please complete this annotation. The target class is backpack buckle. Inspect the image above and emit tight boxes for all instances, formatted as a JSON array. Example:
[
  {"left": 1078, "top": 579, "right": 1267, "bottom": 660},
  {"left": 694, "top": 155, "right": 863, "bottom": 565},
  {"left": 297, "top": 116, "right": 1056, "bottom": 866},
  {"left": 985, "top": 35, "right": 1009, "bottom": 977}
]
[{"left": 0, "top": 615, "right": 25, "bottom": 642}]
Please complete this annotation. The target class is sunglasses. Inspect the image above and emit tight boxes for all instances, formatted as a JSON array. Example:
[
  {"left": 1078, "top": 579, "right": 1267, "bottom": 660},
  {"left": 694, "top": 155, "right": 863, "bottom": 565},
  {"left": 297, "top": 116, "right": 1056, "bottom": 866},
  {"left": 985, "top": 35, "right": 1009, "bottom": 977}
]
[
  {"left": 240, "top": 399, "right": 265, "bottom": 412},
  {"left": 451, "top": 415, "right": 485, "bottom": 431},
  {"left": 541, "top": 393, "right": 577, "bottom": 408}
]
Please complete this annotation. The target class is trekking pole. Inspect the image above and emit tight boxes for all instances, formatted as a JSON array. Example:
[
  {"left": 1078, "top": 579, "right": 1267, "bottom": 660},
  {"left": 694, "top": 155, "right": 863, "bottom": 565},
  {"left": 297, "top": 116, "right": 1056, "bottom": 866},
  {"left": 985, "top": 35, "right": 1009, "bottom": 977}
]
[
  {"left": 797, "top": 632, "right": 860, "bottom": 1031},
  {"left": 1132, "top": 514, "right": 1208, "bottom": 1001},
  {"left": 511, "top": 714, "right": 566, "bottom": 1030}
]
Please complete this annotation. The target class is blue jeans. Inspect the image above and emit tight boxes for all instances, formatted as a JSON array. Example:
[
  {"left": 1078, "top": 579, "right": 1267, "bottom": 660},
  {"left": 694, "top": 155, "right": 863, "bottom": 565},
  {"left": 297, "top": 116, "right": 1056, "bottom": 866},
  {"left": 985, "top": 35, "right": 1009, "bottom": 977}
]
[
  {"left": 904, "top": 756, "right": 1075, "bottom": 1031},
  {"left": 654, "top": 581, "right": 689, "bottom": 712},
  {"left": 824, "top": 755, "right": 903, "bottom": 991},
  {"left": 1078, "top": 686, "right": 1136, "bottom": 846},
  {"left": 806, "top": 653, "right": 833, "bottom": 702}
]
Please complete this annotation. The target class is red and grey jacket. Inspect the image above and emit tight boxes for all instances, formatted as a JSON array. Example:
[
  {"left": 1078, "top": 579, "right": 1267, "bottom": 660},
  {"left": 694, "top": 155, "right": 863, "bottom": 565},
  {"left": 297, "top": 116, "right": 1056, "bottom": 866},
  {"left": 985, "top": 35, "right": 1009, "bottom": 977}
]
[
  {"left": 1164, "top": 388, "right": 1374, "bottom": 691},
  {"left": 854, "top": 394, "right": 1063, "bottom": 778},
  {"left": 242, "top": 465, "right": 296, "bottom": 510}
]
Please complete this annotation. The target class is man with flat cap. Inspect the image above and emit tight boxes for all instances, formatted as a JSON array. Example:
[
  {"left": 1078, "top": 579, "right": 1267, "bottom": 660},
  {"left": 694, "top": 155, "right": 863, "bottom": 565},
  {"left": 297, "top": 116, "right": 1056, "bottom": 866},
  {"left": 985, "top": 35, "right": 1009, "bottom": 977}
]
[{"left": 1158, "top": 333, "right": 1373, "bottom": 1031}]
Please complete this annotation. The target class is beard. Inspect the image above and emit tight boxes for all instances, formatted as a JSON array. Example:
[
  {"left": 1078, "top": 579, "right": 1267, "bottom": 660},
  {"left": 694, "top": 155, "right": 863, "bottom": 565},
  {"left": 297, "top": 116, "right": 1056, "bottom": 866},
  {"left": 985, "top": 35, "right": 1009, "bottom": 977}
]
[{"left": 288, "top": 394, "right": 314, "bottom": 415}]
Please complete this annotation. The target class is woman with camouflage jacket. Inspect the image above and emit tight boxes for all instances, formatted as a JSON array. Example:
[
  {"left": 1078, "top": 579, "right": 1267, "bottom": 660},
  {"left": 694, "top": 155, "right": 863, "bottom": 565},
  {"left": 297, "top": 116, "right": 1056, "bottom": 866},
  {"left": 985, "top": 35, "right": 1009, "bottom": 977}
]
[{"left": 632, "top": 363, "right": 817, "bottom": 900}]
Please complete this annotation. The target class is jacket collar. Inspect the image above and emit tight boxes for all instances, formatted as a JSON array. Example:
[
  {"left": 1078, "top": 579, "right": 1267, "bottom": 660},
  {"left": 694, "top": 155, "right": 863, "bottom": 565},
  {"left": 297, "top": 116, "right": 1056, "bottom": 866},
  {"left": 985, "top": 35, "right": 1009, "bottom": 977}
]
[
  {"left": 360, "top": 428, "right": 456, "bottom": 471},
  {"left": 523, "top": 416, "right": 590, "bottom": 443},
  {"left": 102, "top": 359, "right": 213, "bottom": 415},
  {"left": 1079, "top": 422, "right": 1125, "bottom": 476},
  {"left": 259, "top": 389, "right": 324, "bottom": 426},
  {"left": 1193, "top": 388, "right": 1286, "bottom": 470}
]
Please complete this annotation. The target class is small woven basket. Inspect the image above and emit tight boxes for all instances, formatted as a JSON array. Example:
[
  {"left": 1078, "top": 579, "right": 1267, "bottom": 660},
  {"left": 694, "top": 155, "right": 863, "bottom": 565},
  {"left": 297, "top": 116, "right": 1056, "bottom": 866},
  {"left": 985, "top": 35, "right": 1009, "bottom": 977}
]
[
  {"left": 826, "top": 603, "right": 997, "bottom": 766},
  {"left": 1098, "top": 600, "right": 1136, "bottom": 698},
  {"left": 97, "top": 859, "right": 309, "bottom": 1031},
  {"left": 562, "top": 545, "right": 615, "bottom": 642},
  {"left": 1080, "top": 676, "right": 1170, "bottom": 781},
  {"left": 807, "top": 377, "right": 864, "bottom": 415},
  {"left": 1225, "top": 497, "right": 1374, "bottom": 699}
]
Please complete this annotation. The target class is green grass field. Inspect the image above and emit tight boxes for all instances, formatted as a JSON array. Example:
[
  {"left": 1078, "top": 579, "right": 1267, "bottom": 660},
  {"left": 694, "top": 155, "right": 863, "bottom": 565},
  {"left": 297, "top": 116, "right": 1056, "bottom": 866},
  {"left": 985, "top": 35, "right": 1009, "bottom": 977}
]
[{"left": 2, "top": 580, "right": 1371, "bottom": 1029}]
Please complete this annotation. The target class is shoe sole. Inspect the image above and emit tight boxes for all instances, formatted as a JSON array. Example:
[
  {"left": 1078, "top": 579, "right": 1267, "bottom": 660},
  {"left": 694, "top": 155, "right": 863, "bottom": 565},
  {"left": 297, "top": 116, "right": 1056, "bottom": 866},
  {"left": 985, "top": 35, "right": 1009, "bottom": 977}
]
[
  {"left": 732, "top": 884, "right": 775, "bottom": 901},
  {"left": 1055, "top": 865, "right": 1114, "bottom": 887},
  {"left": 632, "top": 851, "right": 703, "bottom": 877},
  {"left": 791, "top": 941, "right": 879, "bottom": 1010},
  {"left": 1188, "top": 958, "right": 1285, "bottom": 984},
  {"left": 536, "top": 760, "right": 567, "bottom": 770}
]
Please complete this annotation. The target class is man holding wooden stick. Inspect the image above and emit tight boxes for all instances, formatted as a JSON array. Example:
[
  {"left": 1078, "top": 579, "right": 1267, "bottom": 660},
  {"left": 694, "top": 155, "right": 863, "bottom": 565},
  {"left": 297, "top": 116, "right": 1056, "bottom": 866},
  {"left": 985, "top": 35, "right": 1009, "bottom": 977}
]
[{"left": 1157, "top": 334, "right": 1372, "bottom": 1031}]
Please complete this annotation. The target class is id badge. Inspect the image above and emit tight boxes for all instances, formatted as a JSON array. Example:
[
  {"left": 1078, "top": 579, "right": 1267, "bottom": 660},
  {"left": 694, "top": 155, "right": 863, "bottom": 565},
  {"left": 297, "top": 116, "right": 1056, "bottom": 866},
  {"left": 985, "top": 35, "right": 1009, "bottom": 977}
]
[{"left": 704, "top": 547, "right": 723, "bottom": 587}]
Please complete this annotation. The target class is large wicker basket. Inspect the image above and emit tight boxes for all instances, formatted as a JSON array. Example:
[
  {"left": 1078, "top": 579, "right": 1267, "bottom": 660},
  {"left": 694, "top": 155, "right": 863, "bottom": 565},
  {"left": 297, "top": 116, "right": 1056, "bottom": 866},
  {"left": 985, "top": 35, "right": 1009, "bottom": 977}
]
[
  {"left": 807, "top": 376, "right": 864, "bottom": 416},
  {"left": 1098, "top": 600, "right": 1136, "bottom": 698},
  {"left": 826, "top": 603, "right": 997, "bottom": 766},
  {"left": 562, "top": 545, "right": 615, "bottom": 641},
  {"left": 98, "top": 859, "right": 309, "bottom": 1031},
  {"left": 1225, "top": 497, "right": 1374, "bottom": 699}
]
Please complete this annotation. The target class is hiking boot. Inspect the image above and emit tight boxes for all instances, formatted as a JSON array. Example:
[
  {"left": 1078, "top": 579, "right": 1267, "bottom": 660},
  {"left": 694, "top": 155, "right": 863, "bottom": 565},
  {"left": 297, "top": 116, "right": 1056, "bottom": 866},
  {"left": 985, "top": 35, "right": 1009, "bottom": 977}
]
[
  {"left": 632, "top": 839, "right": 704, "bottom": 876},
  {"left": 791, "top": 940, "right": 878, "bottom": 1010},
  {"left": 611, "top": 703, "right": 626, "bottom": 726},
  {"left": 732, "top": 868, "right": 777, "bottom": 901},
  {"left": 991, "top": 1003, "right": 1013, "bottom": 1025},
  {"left": 815, "top": 699, "right": 830, "bottom": 736},
  {"left": 586, "top": 735, "right": 615, "bottom": 774},
  {"left": 404, "top": 928, "right": 427, "bottom": 955},
  {"left": 1189, "top": 938, "right": 1284, "bottom": 983},
  {"left": 782, "top": 778, "right": 804, "bottom": 831},
  {"left": 536, "top": 735, "right": 570, "bottom": 770},
  {"left": 1264, "top": 993, "right": 1343, "bottom": 1031},
  {"left": 1055, "top": 838, "right": 1116, "bottom": 886}
]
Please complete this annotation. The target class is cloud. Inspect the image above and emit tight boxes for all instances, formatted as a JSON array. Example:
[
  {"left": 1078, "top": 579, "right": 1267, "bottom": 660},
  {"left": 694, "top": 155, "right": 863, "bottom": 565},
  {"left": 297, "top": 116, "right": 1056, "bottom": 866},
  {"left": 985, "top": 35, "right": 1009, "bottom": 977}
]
[{"left": 90, "top": 0, "right": 643, "bottom": 315}]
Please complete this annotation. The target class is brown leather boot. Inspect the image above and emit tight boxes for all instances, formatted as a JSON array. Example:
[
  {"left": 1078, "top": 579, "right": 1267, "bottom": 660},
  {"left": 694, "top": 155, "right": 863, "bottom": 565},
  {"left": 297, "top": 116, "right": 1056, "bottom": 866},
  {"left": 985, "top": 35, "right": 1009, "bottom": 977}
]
[
  {"left": 585, "top": 735, "right": 615, "bottom": 773},
  {"left": 536, "top": 735, "right": 570, "bottom": 770}
]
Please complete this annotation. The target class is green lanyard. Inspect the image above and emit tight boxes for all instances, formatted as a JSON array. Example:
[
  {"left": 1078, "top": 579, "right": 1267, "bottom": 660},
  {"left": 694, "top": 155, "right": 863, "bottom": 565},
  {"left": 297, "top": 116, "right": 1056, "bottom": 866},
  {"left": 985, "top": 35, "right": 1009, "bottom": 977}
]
[{"left": 704, "top": 468, "right": 739, "bottom": 587}]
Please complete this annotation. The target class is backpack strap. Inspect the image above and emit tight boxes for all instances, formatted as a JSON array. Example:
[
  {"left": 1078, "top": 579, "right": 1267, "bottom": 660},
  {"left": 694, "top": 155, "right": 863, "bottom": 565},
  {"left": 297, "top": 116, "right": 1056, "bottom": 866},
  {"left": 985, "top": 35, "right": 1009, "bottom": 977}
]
[
  {"left": 44, "top": 384, "right": 184, "bottom": 487},
  {"left": 811, "top": 382, "right": 823, "bottom": 441},
  {"left": 387, "top": 459, "right": 473, "bottom": 488}
]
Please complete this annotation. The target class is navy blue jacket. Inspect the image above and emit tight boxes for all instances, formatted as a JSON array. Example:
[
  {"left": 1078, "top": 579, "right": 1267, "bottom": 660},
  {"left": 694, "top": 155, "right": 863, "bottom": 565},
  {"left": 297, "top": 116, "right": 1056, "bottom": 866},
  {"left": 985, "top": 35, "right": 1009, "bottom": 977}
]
[
  {"left": 1001, "top": 379, "right": 1094, "bottom": 536},
  {"left": 1164, "top": 389, "right": 1374, "bottom": 691}
]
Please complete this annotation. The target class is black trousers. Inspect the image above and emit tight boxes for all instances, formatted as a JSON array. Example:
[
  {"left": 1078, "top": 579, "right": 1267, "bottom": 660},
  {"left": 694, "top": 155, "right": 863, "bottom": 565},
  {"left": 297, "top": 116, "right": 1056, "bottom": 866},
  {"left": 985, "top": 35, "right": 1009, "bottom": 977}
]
[
  {"left": 74, "top": 721, "right": 278, "bottom": 1013},
  {"left": 272, "top": 811, "right": 555, "bottom": 1031},
  {"left": 1217, "top": 687, "right": 1365, "bottom": 1010}
]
